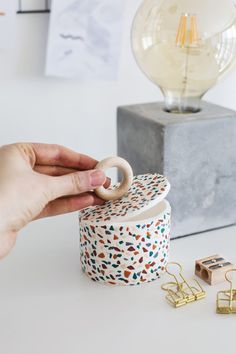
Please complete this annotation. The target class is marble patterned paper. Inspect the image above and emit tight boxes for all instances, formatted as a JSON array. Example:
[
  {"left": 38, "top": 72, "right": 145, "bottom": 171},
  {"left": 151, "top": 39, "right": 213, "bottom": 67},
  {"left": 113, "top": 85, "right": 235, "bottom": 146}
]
[
  {"left": 0, "top": 0, "right": 16, "bottom": 49},
  {"left": 45, "top": 0, "right": 125, "bottom": 80}
]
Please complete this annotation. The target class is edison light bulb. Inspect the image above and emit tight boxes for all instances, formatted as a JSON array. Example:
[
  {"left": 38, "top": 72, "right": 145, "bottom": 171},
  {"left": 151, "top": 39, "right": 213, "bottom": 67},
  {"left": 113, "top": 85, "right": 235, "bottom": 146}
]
[{"left": 132, "top": 0, "right": 236, "bottom": 113}]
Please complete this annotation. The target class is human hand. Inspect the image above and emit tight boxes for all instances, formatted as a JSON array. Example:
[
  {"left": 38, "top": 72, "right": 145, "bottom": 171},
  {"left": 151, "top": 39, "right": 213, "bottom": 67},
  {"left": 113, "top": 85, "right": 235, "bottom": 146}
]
[{"left": 0, "top": 143, "right": 108, "bottom": 259}]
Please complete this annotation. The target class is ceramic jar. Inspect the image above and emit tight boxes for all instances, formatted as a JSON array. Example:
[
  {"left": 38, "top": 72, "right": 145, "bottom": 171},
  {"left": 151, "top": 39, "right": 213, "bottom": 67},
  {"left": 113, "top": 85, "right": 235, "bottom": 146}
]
[{"left": 79, "top": 174, "right": 171, "bottom": 286}]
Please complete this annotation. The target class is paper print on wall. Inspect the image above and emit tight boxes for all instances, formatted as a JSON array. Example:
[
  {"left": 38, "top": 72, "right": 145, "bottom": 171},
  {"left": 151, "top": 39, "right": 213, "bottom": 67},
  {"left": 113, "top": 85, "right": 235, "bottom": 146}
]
[
  {"left": 0, "top": 0, "right": 16, "bottom": 49},
  {"left": 45, "top": 0, "right": 125, "bottom": 80}
]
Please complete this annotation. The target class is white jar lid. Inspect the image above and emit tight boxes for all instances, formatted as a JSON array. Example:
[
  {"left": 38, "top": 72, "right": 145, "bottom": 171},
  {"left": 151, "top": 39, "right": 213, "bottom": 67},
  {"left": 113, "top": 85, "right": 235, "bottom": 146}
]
[{"left": 80, "top": 174, "right": 170, "bottom": 224}]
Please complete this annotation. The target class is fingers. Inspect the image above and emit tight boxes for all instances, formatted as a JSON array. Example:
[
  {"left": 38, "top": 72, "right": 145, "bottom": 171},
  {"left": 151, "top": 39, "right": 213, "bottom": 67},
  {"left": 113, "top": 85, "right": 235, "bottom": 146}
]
[
  {"left": 34, "top": 165, "right": 78, "bottom": 176},
  {"left": 36, "top": 165, "right": 111, "bottom": 186},
  {"left": 36, "top": 193, "right": 104, "bottom": 219},
  {"left": 31, "top": 143, "right": 98, "bottom": 170},
  {"left": 49, "top": 169, "right": 106, "bottom": 200}
]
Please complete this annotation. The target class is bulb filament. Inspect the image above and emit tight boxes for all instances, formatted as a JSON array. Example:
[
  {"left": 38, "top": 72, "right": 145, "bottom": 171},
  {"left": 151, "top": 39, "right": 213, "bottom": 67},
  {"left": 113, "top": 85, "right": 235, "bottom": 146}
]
[{"left": 176, "top": 14, "right": 199, "bottom": 48}]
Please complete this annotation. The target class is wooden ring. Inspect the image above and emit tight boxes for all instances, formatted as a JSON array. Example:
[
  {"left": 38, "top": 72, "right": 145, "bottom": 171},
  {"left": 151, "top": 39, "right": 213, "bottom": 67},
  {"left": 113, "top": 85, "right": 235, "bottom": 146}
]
[{"left": 94, "top": 157, "right": 133, "bottom": 201}]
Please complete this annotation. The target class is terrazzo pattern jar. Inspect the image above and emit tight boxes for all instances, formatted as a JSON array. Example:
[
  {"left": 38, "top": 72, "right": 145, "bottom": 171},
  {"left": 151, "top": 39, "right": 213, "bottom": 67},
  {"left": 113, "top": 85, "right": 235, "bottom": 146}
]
[{"left": 79, "top": 174, "right": 171, "bottom": 286}]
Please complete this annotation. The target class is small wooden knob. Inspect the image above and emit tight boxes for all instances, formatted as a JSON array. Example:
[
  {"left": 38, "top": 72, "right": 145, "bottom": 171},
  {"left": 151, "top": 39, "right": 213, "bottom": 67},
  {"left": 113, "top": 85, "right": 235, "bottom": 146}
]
[{"left": 94, "top": 157, "right": 133, "bottom": 201}]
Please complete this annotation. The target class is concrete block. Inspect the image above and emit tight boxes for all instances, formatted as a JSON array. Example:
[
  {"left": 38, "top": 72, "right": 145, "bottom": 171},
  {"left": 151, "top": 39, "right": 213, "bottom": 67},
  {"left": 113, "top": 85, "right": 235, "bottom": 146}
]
[{"left": 117, "top": 101, "right": 236, "bottom": 238}]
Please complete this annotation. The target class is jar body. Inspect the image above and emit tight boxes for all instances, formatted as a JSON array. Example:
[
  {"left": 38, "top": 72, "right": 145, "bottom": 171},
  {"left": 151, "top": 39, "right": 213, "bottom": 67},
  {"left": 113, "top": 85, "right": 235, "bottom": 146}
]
[{"left": 80, "top": 200, "right": 171, "bottom": 286}]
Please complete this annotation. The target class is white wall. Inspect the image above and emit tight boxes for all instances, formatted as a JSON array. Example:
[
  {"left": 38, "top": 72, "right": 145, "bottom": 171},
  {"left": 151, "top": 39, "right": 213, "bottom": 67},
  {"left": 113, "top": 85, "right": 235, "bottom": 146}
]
[
  {"left": 1, "top": 1, "right": 236, "bottom": 158},
  {"left": 0, "top": 1, "right": 236, "bottom": 256}
]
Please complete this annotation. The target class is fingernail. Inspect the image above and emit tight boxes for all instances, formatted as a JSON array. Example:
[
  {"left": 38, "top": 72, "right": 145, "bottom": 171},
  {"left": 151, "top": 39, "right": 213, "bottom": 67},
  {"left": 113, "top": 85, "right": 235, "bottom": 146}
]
[
  {"left": 105, "top": 177, "right": 111, "bottom": 186},
  {"left": 91, "top": 170, "right": 106, "bottom": 187}
]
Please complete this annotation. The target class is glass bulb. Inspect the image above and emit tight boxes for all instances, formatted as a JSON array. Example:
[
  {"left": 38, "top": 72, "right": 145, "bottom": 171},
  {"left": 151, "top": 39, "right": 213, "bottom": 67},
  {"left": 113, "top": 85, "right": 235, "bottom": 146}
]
[{"left": 132, "top": 0, "right": 236, "bottom": 113}]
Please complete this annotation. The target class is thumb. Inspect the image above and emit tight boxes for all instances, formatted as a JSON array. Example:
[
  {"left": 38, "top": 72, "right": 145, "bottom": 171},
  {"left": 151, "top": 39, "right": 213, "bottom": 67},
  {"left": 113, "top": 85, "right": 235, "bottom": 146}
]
[{"left": 48, "top": 169, "right": 106, "bottom": 199}]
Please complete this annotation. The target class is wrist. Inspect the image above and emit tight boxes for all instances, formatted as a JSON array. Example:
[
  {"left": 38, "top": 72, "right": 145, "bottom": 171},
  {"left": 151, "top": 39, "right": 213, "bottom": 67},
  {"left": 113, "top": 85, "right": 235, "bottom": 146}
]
[
  {"left": 0, "top": 227, "right": 17, "bottom": 260},
  {"left": 0, "top": 198, "right": 17, "bottom": 232},
  {"left": 0, "top": 205, "right": 17, "bottom": 250}
]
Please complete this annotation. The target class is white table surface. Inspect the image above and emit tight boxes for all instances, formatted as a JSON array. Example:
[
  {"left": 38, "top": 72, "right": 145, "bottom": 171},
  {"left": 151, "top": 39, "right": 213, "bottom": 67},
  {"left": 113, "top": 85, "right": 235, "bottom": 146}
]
[{"left": 1, "top": 213, "right": 235, "bottom": 354}]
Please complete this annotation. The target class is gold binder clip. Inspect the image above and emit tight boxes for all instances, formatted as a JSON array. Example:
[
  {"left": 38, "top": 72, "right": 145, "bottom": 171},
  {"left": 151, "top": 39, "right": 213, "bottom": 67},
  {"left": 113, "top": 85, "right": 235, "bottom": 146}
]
[
  {"left": 161, "top": 262, "right": 206, "bottom": 308},
  {"left": 217, "top": 269, "right": 236, "bottom": 314}
]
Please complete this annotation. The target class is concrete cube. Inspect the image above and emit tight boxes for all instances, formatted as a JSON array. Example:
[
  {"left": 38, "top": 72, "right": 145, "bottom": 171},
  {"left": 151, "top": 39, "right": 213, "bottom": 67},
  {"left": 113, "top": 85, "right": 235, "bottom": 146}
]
[{"left": 117, "top": 101, "right": 236, "bottom": 238}]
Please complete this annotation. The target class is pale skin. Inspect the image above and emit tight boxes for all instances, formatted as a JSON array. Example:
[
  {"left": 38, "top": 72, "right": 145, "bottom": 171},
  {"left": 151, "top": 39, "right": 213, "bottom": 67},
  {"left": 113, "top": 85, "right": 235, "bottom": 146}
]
[{"left": 0, "top": 143, "right": 109, "bottom": 260}]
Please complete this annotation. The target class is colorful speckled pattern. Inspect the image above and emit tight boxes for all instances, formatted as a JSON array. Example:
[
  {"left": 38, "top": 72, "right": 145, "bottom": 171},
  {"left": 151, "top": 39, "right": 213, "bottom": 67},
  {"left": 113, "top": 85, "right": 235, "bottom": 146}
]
[
  {"left": 80, "top": 174, "right": 170, "bottom": 223},
  {"left": 79, "top": 174, "right": 171, "bottom": 286}
]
